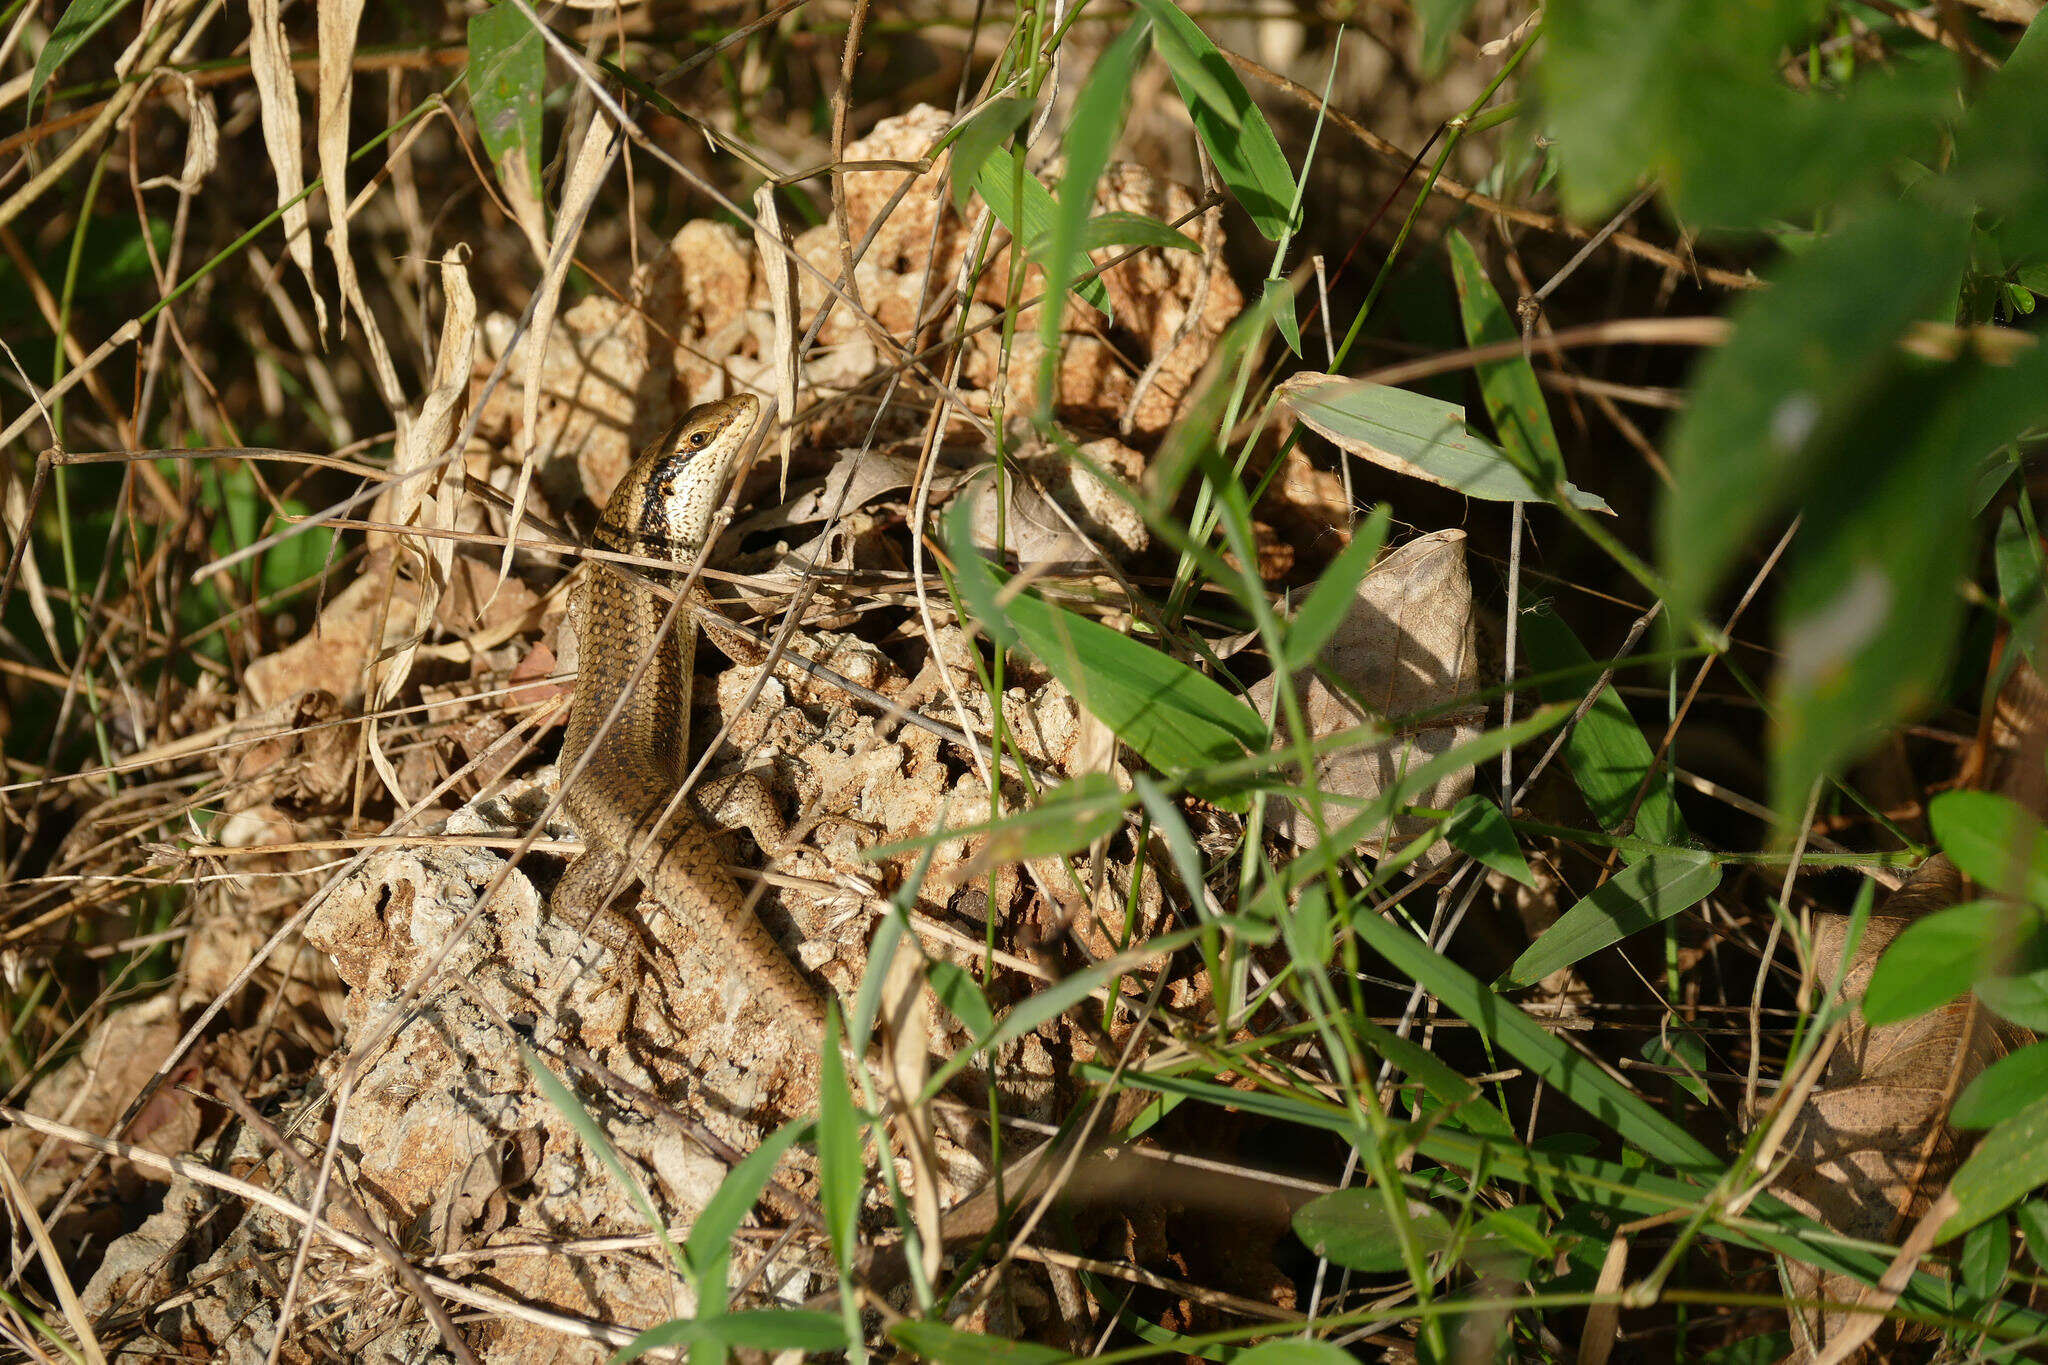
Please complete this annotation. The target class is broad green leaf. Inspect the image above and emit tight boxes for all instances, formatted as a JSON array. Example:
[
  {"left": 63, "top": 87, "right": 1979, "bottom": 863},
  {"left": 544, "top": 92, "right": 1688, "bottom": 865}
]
[
  {"left": 467, "top": 1, "right": 546, "bottom": 205},
  {"left": 1862, "top": 899, "right": 2007, "bottom": 1028},
  {"left": 1660, "top": 204, "right": 1972, "bottom": 622},
  {"left": 1292, "top": 1188, "right": 1450, "bottom": 1274},
  {"left": 1769, "top": 341, "right": 2048, "bottom": 812},
  {"left": 1038, "top": 19, "right": 1151, "bottom": 402},
  {"left": 946, "top": 497, "right": 1266, "bottom": 789},
  {"left": 1957, "top": 1041, "right": 2048, "bottom": 1131},
  {"left": 1932, "top": 790, "right": 2048, "bottom": 908},
  {"left": 682, "top": 1116, "right": 815, "bottom": 1308},
  {"left": 974, "top": 146, "right": 1112, "bottom": 314},
  {"left": 615, "top": 1311, "right": 850, "bottom": 1362},
  {"left": 1536, "top": 0, "right": 1686, "bottom": 217},
  {"left": 1279, "top": 374, "right": 1611, "bottom": 511},
  {"left": 1350, "top": 907, "right": 1719, "bottom": 1172},
  {"left": 1518, "top": 609, "right": 1687, "bottom": 850},
  {"left": 1996, "top": 506, "right": 2046, "bottom": 671},
  {"left": 29, "top": 0, "right": 136, "bottom": 110},
  {"left": 1127, "top": 0, "right": 1296, "bottom": 239},
  {"left": 1281, "top": 503, "right": 1390, "bottom": 672},
  {"left": 889, "top": 1322, "right": 1070, "bottom": 1362},
  {"left": 1447, "top": 229, "right": 1565, "bottom": 488},
  {"left": 1952, "top": 20, "right": 2048, "bottom": 263},
  {"left": 1943, "top": 1087, "right": 2048, "bottom": 1240},
  {"left": 2018, "top": 1199, "right": 2048, "bottom": 1275},
  {"left": 1977, "top": 956, "right": 2048, "bottom": 1033},
  {"left": 816, "top": 1005, "right": 862, "bottom": 1273},
  {"left": 1444, "top": 794, "right": 1536, "bottom": 889},
  {"left": 1500, "top": 851, "right": 1720, "bottom": 989},
  {"left": 1540, "top": 0, "right": 1944, "bottom": 225},
  {"left": 943, "top": 95, "right": 1034, "bottom": 210}
]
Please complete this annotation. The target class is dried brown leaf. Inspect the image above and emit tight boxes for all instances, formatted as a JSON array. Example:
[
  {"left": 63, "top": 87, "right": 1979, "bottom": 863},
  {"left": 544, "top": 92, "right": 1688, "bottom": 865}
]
[
  {"left": 1250, "top": 529, "right": 1481, "bottom": 857},
  {"left": 244, "top": 0, "right": 326, "bottom": 332},
  {"left": 316, "top": 0, "right": 366, "bottom": 326}
]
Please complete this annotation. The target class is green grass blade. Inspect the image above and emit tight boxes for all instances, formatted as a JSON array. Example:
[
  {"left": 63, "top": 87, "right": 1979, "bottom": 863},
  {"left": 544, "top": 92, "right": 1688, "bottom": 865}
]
[
  {"left": 1347, "top": 913, "right": 1719, "bottom": 1172},
  {"left": 943, "top": 95, "right": 1034, "bottom": 211},
  {"left": 682, "top": 1116, "right": 816, "bottom": 1310},
  {"left": 1127, "top": 0, "right": 1296, "bottom": 239},
  {"left": 1038, "top": 20, "right": 1151, "bottom": 404},
  {"left": 1518, "top": 609, "right": 1688, "bottom": 850},
  {"left": 29, "top": 0, "right": 136, "bottom": 111},
  {"left": 1499, "top": 851, "right": 1721, "bottom": 989},
  {"left": 1446, "top": 229, "right": 1565, "bottom": 488},
  {"left": 1281, "top": 503, "right": 1390, "bottom": 673},
  {"left": 974, "top": 145, "right": 1111, "bottom": 314}
]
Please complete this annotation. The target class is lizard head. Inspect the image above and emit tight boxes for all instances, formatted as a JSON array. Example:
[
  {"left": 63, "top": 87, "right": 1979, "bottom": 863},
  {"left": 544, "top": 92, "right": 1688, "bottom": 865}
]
[{"left": 600, "top": 392, "right": 763, "bottom": 555}]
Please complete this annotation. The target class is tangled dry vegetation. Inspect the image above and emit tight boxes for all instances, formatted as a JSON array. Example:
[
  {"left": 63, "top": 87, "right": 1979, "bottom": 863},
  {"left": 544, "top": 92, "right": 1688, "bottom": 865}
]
[{"left": 6, "top": 1, "right": 2048, "bottom": 1362}]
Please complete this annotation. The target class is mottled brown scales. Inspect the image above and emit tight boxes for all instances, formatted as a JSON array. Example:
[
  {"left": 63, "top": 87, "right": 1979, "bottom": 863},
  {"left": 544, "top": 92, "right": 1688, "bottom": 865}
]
[{"left": 555, "top": 392, "right": 832, "bottom": 1037}]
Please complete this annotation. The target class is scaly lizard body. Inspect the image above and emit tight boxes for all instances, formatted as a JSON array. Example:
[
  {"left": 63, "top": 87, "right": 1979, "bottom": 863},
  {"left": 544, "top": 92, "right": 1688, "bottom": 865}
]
[{"left": 555, "top": 391, "right": 832, "bottom": 1036}]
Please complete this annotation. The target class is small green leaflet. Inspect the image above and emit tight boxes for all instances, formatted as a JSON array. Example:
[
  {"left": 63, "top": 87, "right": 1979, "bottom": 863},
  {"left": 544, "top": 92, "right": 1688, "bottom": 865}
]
[
  {"left": 1262, "top": 277, "right": 1303, "bottom": 356},
  {"left": 1292, "top": 1188, "right": 1451, "bottom": 1273},
  {"left": 1862, "top": 899, "right": 2007, "bottom": 1028},
  {"left": 1955, "top": 1040, "right": 2048, "bottom": 1131},
  {"left": 1944, "top": 1087, "right": 2048, "bottom": 1240}
]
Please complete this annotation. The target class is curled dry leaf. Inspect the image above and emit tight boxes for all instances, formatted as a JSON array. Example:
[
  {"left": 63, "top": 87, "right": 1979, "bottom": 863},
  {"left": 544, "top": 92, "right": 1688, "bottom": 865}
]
[
  {"left": 1250, "top": 529, "right": 1482, "bottom": 857},
  {"left": 137, "top": 76, "right": 217, "bottom": 194},
  {"left": 243, "top": 0, "right": 326, "bottom": 332},
  {"left": 316, "top": 0, "right": 367, "bottom": 323}
]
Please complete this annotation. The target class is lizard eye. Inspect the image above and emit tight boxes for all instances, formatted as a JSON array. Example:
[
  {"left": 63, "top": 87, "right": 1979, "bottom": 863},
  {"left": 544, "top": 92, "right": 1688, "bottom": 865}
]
[{"left": 687, "top": 430, "right": 709, "bottom": 449}]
